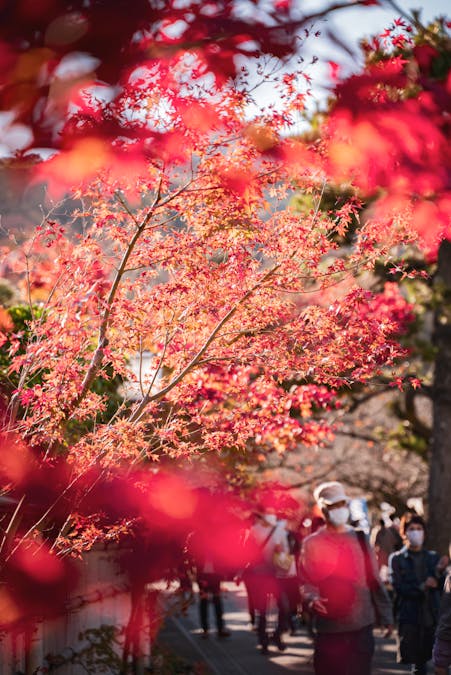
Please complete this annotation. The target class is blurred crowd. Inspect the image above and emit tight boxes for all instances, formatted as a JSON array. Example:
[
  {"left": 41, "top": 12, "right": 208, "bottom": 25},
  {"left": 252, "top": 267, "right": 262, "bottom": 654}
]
[{"left": 174, "top": 482, "right": 451, "bottom": 675}]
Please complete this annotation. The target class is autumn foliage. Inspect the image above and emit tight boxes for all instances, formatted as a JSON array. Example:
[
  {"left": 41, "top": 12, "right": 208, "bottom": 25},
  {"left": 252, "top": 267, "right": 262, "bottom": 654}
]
[
  {"left": 326, "top": 19, "right": 451, "bottom": 257},
  {"left": 0, "top": 0, "right": 449, "bottom": 639}
]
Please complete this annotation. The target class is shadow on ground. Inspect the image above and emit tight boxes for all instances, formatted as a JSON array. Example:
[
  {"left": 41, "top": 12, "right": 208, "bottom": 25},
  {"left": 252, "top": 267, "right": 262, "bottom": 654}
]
[{"left": 156, "top": 583, "right": 407, "bottom": 674}]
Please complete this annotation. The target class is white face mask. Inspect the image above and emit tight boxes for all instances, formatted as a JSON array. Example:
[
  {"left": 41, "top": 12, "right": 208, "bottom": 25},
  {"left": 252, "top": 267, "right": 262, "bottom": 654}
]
[
  {"left": 406, "top": 529, "right": 424, "bottom": 548},
  {"left": 328, "top": 506, "right": 350, "bottom": 526}
]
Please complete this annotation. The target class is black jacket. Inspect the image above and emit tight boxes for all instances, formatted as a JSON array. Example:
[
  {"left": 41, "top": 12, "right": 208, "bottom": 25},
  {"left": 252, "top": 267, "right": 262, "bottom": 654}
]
[{"left": 389, "top": 546, "right": 441, "bottom": 625}]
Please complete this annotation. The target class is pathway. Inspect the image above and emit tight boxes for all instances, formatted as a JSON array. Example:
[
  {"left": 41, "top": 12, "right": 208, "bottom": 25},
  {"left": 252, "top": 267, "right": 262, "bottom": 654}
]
[{"left": 157, "top": 582, "right": 409, "bottom": 674}]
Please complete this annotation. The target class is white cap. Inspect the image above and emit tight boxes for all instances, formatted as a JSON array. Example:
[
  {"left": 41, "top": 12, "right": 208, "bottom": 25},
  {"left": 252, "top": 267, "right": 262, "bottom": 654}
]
[{"left": 314, "top": 481, "right": 349, "bottom": 508}]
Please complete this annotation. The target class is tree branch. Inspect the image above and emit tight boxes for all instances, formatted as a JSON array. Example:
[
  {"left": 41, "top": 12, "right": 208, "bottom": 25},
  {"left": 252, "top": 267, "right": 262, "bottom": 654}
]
[
  {"left": 128, "top": 260, "right": 284, "bottom": 423},
  {"left": 128, "top": 178, "right": 329, "bottom": 423},
  {"left": 66, "top": 177, "right": 191, "bottom": 418}
]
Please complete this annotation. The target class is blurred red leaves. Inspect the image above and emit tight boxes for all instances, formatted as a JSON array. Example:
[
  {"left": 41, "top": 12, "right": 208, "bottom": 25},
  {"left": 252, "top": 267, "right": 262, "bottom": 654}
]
[
  {"left": 0, "top": 0, "right": 303, "bottom": 155},
  {"left": 35, "top": 138, "right": 151, "bottom": 198},
  {"left": 2, "top": 539, "right": 78, "bottom": 626},
  {"left": 0, "top": 430, "right": 34, "bottom": 486},
  {"left": 177, "top": 100, "right": 222, "bottom": 133},
  {"left": 219, "top": 166, "right": 255, "bottom": 196},
  {"left": 0, "top": 307, "right": 14, "bottom": 349},
  {"left": 148, "top": 473, "right": 198, "bottom": 522},
  {"left": 0, "top": 307, "right": 14, "bottom": 333},
  {"left": 0, "top": 433, "right": 254, "bottom": 625},
  {"left": 413, "top": 43, "right": 440, "bottom": 71},
  {"left": 249, "top": 482, "right": 301, "bottom": 519},
  {"left": 0, "top": 424, "right": 309, "bottom": 629},
  {"left": 325, "top": 46, "right": 451, "bottom": 257},
  {"left": 327, "top": 96, "right": 448, "bottom": 195},
  {"left": 13, "top": 540, "right": 66, "bottom": 585}
]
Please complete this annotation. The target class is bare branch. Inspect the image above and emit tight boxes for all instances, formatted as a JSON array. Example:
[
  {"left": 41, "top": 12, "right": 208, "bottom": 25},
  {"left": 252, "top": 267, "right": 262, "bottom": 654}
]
[{"left": 0, "top": 494, "right": 25, "bottom": 558}]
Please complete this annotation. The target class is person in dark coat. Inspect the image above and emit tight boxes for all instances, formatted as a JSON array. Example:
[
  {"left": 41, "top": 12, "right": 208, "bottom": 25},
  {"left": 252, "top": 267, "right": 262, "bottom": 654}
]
[
  {"left": 389, "top": 513, "right": 448, "bottom": 675},
  {"left": 186, "top": 530, "right": 231, "bottom": 639},
  {"left": 433, "top": 567, "right": 451, "bottom": 674},
  {"left": 373, "top": 517, "right": 403, "bottom": 570}
]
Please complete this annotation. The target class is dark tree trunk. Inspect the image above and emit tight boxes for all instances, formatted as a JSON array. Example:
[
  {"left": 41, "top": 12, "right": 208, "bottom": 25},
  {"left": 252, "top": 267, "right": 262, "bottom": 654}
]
[{"left": 428, "top": 239, "right": 451, "bottom": 554}]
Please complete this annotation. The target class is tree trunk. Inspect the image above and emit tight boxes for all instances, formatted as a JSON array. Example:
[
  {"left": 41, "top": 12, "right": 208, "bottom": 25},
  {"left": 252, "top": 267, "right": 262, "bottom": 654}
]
[{"left": 428, "top": 239, "right": 451, "bottom": 554}]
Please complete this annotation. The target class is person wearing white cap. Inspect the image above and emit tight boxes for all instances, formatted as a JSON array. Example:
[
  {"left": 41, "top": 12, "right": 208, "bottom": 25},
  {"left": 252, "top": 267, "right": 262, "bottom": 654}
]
[{"left": 299, "top": 481, "right": 394, "bottom": 675}]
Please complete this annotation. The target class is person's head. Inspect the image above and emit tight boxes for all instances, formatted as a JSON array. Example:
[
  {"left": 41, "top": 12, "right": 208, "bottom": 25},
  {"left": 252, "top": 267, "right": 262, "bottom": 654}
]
[
  {"left": 313, "top": 481, "right": 350, "bottom": 529},
  {"left": 400, "top": 512, "right": 426, "bottom": 550}
]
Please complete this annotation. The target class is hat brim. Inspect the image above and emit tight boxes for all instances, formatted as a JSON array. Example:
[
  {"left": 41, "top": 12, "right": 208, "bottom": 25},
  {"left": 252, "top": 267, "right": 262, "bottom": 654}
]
[{"left": 321, "top": 496, "right": 349, "bottom": 506}]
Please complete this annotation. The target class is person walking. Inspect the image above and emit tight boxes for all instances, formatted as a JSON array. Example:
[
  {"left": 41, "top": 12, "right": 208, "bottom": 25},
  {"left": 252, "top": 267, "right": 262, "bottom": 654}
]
[
  {"left": 389, "top": 513, "right": 448, "bottom": 675},
  {"left": 186, "top": 530, "right": 231, "bottom": 639},
  {"left": 274, "top": 518, "right": 302, "bottom": 636},
  {"left": 433, "top": 565, "right": 451, "bottom": 675},
  {"left": 196, "top": 558, "right": 231, "bottom": 639},
  {"left": 372, "top": 517, "right": 403, "bottom": 571},
  {"left": 300, "top": 481, "right": 393, "bottom": 675},
  {"left": 246, "top": 510, "right": 287, "bottom": 654}
]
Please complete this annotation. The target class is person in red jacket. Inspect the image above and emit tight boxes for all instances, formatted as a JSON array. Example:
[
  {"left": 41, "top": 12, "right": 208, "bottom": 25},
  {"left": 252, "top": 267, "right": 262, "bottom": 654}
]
[{"left": 300, "top": 481, "right": 393, "bottom": 675}]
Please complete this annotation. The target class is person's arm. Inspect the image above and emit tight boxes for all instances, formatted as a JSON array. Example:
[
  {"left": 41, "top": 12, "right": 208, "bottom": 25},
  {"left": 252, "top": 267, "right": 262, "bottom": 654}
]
[
  {"left": 299, "top": 537, "right": 328, "bottom": 615},
  {"left": 433, "top": 571, "right": 451, "bottom": 674},
  {"left": 434, "top": 553, "right": 450, "bottom": 590},
  {"left": 366, "top": 536, "right": 394, "bottom": 629}
]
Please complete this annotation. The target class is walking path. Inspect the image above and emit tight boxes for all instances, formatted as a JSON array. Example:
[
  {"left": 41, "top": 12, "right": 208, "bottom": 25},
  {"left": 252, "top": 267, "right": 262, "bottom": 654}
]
[{"left": 158, "top": 582, "right": 408, "bottom": 674}]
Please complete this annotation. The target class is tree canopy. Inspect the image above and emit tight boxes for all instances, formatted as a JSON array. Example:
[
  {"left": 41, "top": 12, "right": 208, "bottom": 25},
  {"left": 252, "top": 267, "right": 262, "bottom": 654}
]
[{"left": 0, "top": 0, "right": 450, "bottom": 634}]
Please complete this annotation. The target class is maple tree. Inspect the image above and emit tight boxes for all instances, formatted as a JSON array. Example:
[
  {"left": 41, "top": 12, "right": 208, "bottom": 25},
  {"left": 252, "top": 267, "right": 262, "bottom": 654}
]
[
  {"left": 0, "top": 0, "right": 449, "bottom": 659},
  {"left": 320, "top": 12, "right": 451, "bottom": 551}
]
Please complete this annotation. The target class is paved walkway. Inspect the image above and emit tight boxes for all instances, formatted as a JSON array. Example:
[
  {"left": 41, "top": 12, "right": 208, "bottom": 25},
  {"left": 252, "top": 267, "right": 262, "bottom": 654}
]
[{"left": 158, "top": 582, "right": 411, "bottom": 674}]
